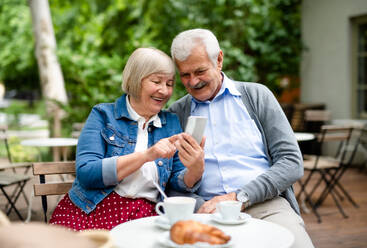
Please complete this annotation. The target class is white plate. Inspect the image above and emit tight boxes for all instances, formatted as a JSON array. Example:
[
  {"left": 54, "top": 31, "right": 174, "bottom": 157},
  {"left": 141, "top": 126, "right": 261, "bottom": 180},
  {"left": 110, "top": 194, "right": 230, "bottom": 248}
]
[
  {"left": 211, "top": 212, "right": 251, "bottom": 225},
  {"left": 154, "top": 216, "right": 171, "bottom": 230},
  {"left": 156, "top": 232, "right": 233, "bottom": 248}
]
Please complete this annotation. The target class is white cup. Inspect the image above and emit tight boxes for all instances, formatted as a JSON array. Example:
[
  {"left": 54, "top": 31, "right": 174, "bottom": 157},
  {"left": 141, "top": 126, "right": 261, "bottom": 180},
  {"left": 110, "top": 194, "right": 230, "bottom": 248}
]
[
  {"left": 155, "top": 196, "right": 196, "bottom": 224},
  {"left": 217, "top": 201, "right": 242, "bottom": 221}
]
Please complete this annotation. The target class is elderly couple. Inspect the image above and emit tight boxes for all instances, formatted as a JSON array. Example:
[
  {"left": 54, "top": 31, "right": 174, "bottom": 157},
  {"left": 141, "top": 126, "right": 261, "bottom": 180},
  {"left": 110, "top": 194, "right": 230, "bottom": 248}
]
[{"left": 50, "top": 29, "right": 314, "bottom": 247}]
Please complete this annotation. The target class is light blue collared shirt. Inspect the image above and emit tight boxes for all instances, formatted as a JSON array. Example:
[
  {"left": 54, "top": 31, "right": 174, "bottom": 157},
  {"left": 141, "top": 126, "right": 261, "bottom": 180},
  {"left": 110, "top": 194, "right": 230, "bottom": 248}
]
[{"left": 191, "top": 74, "right": 269, "bottom": 200}]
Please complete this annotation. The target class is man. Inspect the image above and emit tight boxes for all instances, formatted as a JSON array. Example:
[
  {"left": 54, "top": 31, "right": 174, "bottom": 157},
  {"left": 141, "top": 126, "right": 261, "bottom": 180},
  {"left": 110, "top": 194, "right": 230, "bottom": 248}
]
[{"left": 168, "top": 28, "right": 314, "bottom": 248}]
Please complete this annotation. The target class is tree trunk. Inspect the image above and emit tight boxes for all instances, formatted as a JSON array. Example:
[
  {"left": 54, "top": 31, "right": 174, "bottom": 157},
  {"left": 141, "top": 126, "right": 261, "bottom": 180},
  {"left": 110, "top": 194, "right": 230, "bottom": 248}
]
[{"left": 29, "top": 0, "right": 67, "bottom": 138}]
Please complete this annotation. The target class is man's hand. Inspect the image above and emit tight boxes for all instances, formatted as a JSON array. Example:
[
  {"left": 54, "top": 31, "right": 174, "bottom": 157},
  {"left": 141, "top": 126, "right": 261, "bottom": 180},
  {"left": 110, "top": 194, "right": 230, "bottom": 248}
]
[
  {"left": 197, "top": 192, "right": 237, "bottom": 213},
  {"left": 175, "top": 133, "right": 205, "bottom": 172},
  {"left": 175, "top": 133, "right": 205, "bottom": 187}
]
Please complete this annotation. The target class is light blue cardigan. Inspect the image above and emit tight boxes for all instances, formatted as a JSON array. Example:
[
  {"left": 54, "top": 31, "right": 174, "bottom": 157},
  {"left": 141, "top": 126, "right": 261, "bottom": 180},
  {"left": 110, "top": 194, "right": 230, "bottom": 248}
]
[{"left": 168, "top": 77, "right": 303, "bottom": 214}]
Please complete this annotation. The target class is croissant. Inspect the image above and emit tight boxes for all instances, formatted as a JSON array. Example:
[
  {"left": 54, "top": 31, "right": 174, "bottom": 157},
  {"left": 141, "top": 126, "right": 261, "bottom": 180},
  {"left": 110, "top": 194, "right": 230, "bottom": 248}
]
[{"left": 170, "top": 220, "right": 231, "bottom": 245}]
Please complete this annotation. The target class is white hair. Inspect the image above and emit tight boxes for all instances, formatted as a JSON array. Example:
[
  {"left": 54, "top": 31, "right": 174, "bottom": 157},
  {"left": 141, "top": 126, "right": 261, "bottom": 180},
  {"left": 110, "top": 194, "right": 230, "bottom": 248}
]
[
  {"left": 122, "top": 48, "right": 175, "bottom": 98},
  {"left": 170, "top": 28, "right": 220, "bottom": 66}
]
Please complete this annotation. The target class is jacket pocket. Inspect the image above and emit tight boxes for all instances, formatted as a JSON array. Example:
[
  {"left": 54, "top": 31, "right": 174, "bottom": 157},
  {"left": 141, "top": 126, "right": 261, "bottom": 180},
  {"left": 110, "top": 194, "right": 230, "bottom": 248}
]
[{"left": 101, "top": 125, "right": 128, "bottom": 156}]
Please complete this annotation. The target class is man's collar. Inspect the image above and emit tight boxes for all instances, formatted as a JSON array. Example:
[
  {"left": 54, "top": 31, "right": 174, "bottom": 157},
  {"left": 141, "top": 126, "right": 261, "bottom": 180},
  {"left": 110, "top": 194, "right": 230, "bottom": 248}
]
[
  {"left": 191, "top": 72, "right": 241, "bottom": 107},
  {"left": 222, "top": 73, "right": 241, "bottom": 97}
]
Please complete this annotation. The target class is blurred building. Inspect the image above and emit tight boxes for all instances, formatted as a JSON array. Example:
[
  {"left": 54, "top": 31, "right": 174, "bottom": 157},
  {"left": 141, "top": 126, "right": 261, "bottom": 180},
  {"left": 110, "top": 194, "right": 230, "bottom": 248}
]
[{"left": 301, "top": 0, "right": 367, "bottom": 119}]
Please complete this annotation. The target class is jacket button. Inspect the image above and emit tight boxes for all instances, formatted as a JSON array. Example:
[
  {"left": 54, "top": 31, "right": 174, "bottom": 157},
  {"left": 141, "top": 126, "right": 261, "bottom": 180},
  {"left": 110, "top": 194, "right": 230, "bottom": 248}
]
[
  {"left": 158, "top": 160, "right": 163, "bottom": 166},
  {"left": 162, "top": 182, "right": 166, "bottom": 187},
  {"left": 109, "top": 135, "right": 115, "bottom": 141}
]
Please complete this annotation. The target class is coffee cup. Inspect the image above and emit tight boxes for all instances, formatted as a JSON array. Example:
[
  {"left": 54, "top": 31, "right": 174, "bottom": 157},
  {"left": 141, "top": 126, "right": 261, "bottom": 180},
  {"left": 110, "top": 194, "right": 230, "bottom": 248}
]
[
  {"left": 155, "top": 196, "right": 196, "bottom": 224},
  {"left": 217, "top": 200, "right": 242, "bottom": 221}
]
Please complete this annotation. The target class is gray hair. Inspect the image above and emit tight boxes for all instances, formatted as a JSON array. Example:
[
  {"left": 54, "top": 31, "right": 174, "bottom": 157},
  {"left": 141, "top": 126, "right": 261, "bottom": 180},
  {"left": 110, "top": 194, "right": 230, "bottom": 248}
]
[
  {"left": 122, "top": 48, "right": 175, "bottom": 98},
  {"left": 171, "top": 28, "right": 220, "bottom": 66}
]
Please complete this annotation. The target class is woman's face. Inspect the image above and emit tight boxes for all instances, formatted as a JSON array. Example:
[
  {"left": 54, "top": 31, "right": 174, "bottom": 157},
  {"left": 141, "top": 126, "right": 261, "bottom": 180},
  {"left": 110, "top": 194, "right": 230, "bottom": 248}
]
[{"left": 130, "top": 73, "right": 174, "bottom": 120}]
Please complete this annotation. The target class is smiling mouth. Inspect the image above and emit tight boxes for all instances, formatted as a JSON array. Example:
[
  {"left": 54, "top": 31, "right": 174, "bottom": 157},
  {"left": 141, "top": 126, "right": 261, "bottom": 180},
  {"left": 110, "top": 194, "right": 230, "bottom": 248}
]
[{"left": 151, "top": 96, "right": 166, "bottom": 103}]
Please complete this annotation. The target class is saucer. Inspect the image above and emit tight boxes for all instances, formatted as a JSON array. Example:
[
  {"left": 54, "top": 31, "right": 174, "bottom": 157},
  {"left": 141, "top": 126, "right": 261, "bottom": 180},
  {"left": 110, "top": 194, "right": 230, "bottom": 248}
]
[
  {"left": 211, "top": 212, "right": 251, "bottom": 225},
  {"left": 156, "top": 232, "right": 233, "bottom": 248},
  {"left": 154, "top": 216, "right": 171, "bottom": 230}
]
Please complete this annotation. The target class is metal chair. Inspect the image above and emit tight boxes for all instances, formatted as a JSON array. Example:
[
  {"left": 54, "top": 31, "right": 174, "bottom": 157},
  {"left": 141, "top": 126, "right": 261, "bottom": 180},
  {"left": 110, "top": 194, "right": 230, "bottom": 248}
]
[
  {"left": 302, "top": 110, "right": 331, "bottom": 155},
  {"left": 0, "top": 125, "right": 32, "bottom": 220},
  {"left": 32, "top": 161, "right": 75, "bottom": 222},
  {"left": 297, "top": 125, "right": 356, "bottom": 222},
  {"left": 312, "top": 127, "right": 365, "bottom": 210}
]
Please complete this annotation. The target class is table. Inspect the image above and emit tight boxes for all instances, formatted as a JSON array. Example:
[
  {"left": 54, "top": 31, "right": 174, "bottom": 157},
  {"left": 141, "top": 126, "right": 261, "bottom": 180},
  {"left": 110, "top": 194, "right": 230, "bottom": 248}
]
[
  {"left": 110, "top": 214, "right": 294, "bottom": 248},
  {"left": 21, "top": 138, "right": 78, "bottom": 161},
  {"left": 294, "top": 132, "right": 315, "bottom": 142}
]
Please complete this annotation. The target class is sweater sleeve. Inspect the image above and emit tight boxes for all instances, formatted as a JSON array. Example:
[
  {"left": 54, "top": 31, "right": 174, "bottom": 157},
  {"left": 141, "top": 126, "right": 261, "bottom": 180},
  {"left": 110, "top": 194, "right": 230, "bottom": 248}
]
[{"left": 237, "top": 83, "right": 303, "bottom": 207}]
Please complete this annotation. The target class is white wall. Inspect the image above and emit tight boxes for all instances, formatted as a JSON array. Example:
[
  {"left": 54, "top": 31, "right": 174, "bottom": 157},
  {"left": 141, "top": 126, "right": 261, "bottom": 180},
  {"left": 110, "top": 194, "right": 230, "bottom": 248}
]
[{"left": 301, "top": 0, "right": 367, "bottom": 119}]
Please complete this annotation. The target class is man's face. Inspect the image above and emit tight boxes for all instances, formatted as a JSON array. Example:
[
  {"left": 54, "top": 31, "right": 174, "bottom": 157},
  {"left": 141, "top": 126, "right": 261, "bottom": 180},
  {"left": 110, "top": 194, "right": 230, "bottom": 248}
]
[{"left": 176, "top": 45, "right": 223, "bottom": 102}]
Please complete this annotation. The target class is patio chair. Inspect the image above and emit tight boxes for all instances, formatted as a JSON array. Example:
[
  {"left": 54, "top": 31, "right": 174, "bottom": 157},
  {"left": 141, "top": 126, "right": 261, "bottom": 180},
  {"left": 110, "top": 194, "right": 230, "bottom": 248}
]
[
  {"left": 312, "top": 127, "right": 365, "bottom": 209},
  {"left": 297, "top": 125, "right": 356, "bottom": 222},
  {"left": 0, "top": 171, "right": 32, "bottom": 220},
  {"left": 302, "top": 109, "right": 331, "bottom": 155},
  {"left": 32, "top": 161, "right": 75, "bottom": 222},
  {"left": 0, "top": 125, "right": 32, "bottom": 221},
  {"left": 304, "top": 110, "right": 331, "bottom": 133}
]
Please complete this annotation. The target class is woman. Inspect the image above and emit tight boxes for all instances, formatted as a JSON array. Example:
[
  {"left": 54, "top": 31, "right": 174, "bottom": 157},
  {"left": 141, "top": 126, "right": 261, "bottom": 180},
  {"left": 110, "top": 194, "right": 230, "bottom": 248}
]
[{"left": 50, "top": 48, "right": 205, "bottom": 231}]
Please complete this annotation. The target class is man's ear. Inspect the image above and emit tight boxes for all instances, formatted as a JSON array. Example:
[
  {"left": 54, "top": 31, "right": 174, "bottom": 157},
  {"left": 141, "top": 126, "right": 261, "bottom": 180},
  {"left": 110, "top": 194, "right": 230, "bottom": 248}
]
[{"left": 217, "top": 50, "right": 223, "bottom": 70}]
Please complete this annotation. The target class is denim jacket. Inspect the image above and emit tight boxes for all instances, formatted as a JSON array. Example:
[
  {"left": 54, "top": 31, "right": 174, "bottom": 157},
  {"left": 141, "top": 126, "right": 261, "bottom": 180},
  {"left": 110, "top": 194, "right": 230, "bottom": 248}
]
[{"left": 69, "top": 94, "right": 200, "bottom": 214}]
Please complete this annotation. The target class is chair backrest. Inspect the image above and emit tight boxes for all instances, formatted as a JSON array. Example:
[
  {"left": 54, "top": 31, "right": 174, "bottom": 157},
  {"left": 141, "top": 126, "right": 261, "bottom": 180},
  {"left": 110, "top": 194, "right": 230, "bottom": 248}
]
[
  {"left": 32, "top": 161, "right": 76, "bottom": 196},
  {"left": 347, "top": 125, "right": 367, "bottom": 165},
  {"left": 318, "top": 125, "right": 354, "bottom": 163},
  {"left": 304, "top": 110, "right": 332, "bottom": 134},
  {"left": 0, "top": 125, "right": 12, "bottom": 163},
  {"left": 304, "top": 110, "right": 331, "bottom": 122}
]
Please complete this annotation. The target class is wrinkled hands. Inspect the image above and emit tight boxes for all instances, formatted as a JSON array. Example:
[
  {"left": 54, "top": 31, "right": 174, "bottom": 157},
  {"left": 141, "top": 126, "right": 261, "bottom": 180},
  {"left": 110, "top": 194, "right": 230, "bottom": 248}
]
[
  {"left": 144, "top": 133, "right": 205, "bottom": 188},
  {"left": 175, "top": 133, "right": 205, "bottom": 187},
  {"left": 144, "top": 135, "right": 179, "bottom": 161},
  {"left": 197, "top": 192, "right": 237, "bottom": 214}
]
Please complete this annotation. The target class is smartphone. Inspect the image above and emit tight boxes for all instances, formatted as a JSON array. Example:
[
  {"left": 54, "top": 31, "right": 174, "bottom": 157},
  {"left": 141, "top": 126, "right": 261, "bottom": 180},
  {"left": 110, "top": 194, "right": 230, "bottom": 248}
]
[{"left": 184, "top": 116, "right": 207, "bottom": 144}]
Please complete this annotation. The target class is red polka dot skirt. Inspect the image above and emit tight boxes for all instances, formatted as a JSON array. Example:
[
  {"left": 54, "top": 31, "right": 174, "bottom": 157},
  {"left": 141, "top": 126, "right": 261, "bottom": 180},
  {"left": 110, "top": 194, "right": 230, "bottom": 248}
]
[{"left": 49, "top": 192, "right": 157, "bottom": 231}]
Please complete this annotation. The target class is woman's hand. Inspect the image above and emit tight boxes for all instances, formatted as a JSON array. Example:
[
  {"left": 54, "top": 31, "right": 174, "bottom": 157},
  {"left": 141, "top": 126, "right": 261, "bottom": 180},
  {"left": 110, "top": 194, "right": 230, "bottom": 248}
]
[
  {"left": 175, "top": 133, "right": 205, "bottom": 187},
  {"left": 117, "top": 136, "right": 178, "bottom": 181},
  {"left": 144, "top": 135, "right": 178, "bottom": 161}
]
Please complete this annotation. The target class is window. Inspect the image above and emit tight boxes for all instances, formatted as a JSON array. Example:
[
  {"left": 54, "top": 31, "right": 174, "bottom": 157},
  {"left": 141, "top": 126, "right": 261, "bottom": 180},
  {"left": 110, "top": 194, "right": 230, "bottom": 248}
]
[{"left": 357, "top": 23, "right": 367, "bottom": 117}]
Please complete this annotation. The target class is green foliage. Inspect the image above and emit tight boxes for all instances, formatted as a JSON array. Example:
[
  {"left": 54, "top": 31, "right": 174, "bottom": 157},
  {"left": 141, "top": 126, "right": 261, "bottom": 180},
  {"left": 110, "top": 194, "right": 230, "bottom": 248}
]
[
  {"left": 0, "top": 0, "right": 302, "bottom": 126},
  {"left": 7, "top": 136, "right": 38, "bottom": 162},
  {"left": 0, "top": 0, "right": 39, "bottom": 90}
]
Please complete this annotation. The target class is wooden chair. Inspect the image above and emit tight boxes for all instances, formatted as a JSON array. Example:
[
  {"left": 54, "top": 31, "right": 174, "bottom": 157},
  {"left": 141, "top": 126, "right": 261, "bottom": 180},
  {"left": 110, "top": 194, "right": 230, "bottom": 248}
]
[
  {"left": 32, "top": 161, "right": 75, "bottom": 222},
  {"left": 297, "top": 125, "right": 357, "bottom": 222}
]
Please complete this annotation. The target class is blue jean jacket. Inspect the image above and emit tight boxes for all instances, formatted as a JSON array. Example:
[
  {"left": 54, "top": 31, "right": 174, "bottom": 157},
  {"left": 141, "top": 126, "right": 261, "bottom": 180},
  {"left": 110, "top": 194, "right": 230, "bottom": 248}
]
[{"left": 69, "top": 94, "right": 200, "bottom": 214}]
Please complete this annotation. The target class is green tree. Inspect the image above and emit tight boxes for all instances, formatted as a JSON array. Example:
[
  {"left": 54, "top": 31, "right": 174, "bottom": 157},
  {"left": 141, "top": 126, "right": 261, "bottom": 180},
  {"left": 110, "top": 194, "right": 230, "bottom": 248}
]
[{"left": 0, "top": 0, "right": 302, "bottom": 131}]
